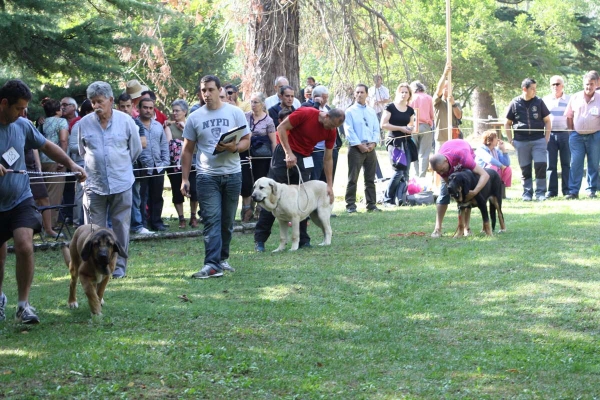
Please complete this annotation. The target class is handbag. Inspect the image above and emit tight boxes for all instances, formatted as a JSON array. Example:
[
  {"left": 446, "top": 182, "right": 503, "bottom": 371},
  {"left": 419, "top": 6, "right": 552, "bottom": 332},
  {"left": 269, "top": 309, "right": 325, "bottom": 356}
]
[
  {"left": 390, "top": 142, "right": 407, "bottom": 169},
  {"left": 169, "top": 139, "right": 183, "bottom": 171},
  {"left": 250, "top": 136, "right": 272, "bottom": 158},
  {"left": 452, "top": 127, "right": 462, "bottom": 140}
]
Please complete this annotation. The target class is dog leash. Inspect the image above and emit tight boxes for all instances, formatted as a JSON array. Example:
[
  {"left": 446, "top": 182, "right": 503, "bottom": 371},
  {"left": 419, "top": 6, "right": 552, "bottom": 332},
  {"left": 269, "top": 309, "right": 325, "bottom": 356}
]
[{"left": 284, "top": 164, "right": 310, "bottom": 214}]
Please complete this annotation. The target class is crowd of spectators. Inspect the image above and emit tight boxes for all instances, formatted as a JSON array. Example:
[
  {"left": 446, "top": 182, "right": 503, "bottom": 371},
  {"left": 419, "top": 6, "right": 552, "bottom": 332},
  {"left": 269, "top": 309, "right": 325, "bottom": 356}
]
[{"left": 2, "top": 67, "right": 599, "bottom": 323}]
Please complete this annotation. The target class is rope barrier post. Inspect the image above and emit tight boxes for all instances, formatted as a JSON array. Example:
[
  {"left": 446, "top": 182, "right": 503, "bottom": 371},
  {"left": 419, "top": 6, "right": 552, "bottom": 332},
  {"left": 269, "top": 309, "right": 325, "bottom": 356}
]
[{"left": 446, "top": 0, "right": 453, "bottom": 138}]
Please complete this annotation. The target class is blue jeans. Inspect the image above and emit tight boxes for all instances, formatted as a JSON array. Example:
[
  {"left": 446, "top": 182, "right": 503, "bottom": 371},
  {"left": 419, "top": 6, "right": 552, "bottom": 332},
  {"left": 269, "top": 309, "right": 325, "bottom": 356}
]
[
  {"left": 310, "top": 148, "right": 325, "bottom": 181},
  {"left": 130, "top": 180, "right": 143, "bottom": 232},
  {"left": 197, "top": 172, "right": 241, "bottom": 271},
  {"left": 383, "top": 144, "right": 411, "bottom": 204},
  {"left": 546, "top": 132, "right": 570, "bottom": 196},
  {"left": 568, "top": 131, "right": 600, "bottom": 195}
]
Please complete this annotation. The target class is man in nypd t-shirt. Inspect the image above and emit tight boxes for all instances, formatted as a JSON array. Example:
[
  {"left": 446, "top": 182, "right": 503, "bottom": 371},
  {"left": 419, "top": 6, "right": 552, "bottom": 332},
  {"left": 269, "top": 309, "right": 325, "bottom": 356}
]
[{"left": 181, "top": 75, "right": 250, "bottom": 279}]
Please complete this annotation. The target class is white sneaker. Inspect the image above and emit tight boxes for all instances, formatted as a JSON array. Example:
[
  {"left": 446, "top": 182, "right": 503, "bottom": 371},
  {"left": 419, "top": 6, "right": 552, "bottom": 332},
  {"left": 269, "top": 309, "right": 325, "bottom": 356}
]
[
  {"left": 220, "top": 260, "right": 236, "bottom": 272},
  {"left": 0, "top": 293, "right": 6, "bottom": 322},
  {"left": 135, "top": 227, "right": 155, "bottom": 235}
]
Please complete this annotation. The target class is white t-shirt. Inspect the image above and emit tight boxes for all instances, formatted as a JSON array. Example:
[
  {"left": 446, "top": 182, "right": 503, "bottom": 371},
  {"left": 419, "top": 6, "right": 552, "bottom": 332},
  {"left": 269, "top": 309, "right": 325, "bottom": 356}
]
[
  {"left": 183, "top": 103, "right": 249, "bottom": 175},
  {"left": 368, "top": 85, "right": 390, "bottom": 114}
]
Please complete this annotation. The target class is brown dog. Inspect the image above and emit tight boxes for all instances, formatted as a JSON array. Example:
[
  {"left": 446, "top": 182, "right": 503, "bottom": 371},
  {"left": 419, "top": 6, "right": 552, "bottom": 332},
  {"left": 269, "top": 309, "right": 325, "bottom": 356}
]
[{"left": 62, "top": 224, "right": 127, "bottom": 315}]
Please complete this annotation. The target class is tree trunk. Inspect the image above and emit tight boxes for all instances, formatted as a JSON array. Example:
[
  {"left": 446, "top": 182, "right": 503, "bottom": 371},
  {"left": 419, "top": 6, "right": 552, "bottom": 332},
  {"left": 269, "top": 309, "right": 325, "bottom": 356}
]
[
  {"left": 471, "top": 88, "right": 498, "bottom": 136},
  {"left": 244, "top": 0, "right": 300, "bottom": 97}
]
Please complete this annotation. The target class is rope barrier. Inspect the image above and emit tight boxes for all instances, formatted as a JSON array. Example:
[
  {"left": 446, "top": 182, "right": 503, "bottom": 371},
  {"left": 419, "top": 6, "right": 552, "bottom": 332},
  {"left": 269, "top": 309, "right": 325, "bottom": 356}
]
[{"left": 17, "top": 126, "right": 518, "bottom": 185}]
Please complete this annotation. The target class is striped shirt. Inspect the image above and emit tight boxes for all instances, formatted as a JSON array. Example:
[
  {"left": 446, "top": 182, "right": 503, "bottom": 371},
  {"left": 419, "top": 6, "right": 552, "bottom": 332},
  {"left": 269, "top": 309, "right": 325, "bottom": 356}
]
[{"left": 543, "top": 93, "right": 570, "bottom": 132}]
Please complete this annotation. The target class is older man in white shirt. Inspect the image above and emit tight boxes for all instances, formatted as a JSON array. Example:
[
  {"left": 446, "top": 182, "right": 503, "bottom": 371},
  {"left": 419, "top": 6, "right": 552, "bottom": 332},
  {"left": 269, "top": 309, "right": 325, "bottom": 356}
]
[
  {"left": 77, "top": 81, "right": 142, "bottom": 278},
  {"left": 542, "top": 75, "right": 571, "bottom": 197},
  {"left": 265, "top": 76, "right": 301, "bottom": 110}
]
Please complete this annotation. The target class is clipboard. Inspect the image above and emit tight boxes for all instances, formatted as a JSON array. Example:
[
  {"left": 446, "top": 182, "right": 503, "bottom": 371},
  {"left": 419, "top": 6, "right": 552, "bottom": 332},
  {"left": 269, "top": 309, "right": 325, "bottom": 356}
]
[{"left": 212, "top": 125, "right": 247, "bottom": 155}]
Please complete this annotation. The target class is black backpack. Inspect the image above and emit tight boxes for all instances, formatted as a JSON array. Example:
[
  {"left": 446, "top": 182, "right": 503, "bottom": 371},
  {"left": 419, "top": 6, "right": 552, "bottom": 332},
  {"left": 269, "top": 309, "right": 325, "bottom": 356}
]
[{"left": 395, "top": 178, "right": 408, "bottom": 206}]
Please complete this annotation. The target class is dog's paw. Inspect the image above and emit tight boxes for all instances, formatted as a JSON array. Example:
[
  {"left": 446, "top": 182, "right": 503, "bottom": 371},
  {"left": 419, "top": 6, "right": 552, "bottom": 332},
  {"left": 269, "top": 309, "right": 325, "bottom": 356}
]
[
  {"left": 288, "top": 247, "right": 298, "bottom": 252},
  {"left": 100, "top": 298, "right": 105, "bottom": 306},
  {"left": 272, "top": 248, "right": 285, "bottom": 253},
  {"left": 318, "top": 242, "right": 331, "bottom": 246},
  {"left": 464, "top": 229, "right": 472, "bottom": 236},
  {"left": 497, "top": 229, "right": 506, "bottom": 234},
  {"left": 68, "top": 301, "right": 79, "bottom": 309}
]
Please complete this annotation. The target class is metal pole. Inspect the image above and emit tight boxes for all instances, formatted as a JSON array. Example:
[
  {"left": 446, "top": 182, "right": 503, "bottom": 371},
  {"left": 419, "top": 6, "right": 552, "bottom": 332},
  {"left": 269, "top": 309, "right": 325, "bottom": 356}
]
[{"left": 446, "top": 0, "right": 453, "bottom": 138}]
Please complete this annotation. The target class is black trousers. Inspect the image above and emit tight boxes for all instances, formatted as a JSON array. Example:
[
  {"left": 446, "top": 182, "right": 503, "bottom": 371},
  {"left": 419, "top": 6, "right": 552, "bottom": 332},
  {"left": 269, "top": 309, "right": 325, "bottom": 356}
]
[
  {"left": 254, "top": 145, "right": 312, "bottom": 245},
  {"left": 140, "top": 169, "right": 165, "bottom": 229}
]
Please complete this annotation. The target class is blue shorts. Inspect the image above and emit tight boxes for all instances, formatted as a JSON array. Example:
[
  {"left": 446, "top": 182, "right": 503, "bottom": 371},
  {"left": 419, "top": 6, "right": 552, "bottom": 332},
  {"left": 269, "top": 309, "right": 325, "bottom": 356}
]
[{"left": 436, "top": 180, "right": 450, "bottom": 205}]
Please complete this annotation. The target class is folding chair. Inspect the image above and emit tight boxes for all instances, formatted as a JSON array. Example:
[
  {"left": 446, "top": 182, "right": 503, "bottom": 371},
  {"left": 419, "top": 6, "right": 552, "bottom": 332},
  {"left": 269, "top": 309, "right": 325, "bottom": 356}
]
[{"left": 37, "top": 204, "right": 76, "bottom": 242}]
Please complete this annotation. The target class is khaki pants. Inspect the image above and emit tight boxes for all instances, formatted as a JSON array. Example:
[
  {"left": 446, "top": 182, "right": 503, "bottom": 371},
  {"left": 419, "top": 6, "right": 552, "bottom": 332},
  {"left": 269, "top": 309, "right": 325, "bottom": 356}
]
[{"left": 41, "top": 162, "right": 66, "bottom": 227}]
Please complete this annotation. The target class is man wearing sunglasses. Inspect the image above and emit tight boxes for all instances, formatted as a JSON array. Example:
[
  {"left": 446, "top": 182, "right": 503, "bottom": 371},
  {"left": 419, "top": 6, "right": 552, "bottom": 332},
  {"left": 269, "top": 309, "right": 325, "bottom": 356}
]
[
  {"left": 343, "top": 84, "right": 380, "bottom": 213},
  {"left": 542, "top": 76, "right": 571, "bottom": 198},
  {"left": 223, "top": 84, "right": 240, "bottom": 108}
]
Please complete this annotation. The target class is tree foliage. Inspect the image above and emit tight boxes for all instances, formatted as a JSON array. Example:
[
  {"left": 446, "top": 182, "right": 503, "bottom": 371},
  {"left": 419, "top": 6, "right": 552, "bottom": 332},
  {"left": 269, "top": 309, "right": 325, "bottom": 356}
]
[
  {"left": 120, "top": 0, "right": 232, "bottom": 105},
  {"left": 0, "top": 0, "right": 159, "bottom": 81},
  {"left": 0, "top": 0, "right": 233, "bottom": 113}
]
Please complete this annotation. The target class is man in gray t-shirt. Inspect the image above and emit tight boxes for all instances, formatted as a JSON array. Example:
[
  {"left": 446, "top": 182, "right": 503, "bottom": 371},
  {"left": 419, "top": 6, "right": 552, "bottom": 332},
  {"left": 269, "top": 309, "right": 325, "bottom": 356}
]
[
  {"left": 181, "top": 75, "right": 250, "bottom": 279},
  {"left": 0, "top": 79, "right": 86, "bottom": 324}
]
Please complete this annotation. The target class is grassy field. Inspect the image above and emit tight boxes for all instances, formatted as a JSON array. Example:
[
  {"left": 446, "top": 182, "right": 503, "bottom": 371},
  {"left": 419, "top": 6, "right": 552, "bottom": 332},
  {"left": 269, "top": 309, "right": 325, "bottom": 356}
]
[{"left": 2, "top": 148, "right": 600, "bottom": 399}]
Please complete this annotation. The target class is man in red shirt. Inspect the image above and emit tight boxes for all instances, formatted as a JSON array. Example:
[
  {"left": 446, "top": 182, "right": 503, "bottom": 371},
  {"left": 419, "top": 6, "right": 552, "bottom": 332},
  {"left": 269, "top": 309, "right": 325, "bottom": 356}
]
[
  {"left": 254, "top": 107, "right": 345, "bottom": 252},
  {"left": 429, "top": 139, "right": 489, "bottom": 238}
]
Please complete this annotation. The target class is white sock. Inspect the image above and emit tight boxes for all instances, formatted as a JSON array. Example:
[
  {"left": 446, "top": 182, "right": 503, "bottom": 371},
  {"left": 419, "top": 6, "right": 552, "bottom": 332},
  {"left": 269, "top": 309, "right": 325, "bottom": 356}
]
[{"left": 17, "top": 301, "right": 28, "bottom": 309}]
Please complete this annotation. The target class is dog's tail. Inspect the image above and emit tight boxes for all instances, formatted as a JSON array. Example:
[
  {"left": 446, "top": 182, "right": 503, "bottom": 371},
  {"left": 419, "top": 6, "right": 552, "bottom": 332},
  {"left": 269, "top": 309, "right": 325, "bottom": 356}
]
[{"left": 61, "top": 243, "right": 71, "bottom": 269}]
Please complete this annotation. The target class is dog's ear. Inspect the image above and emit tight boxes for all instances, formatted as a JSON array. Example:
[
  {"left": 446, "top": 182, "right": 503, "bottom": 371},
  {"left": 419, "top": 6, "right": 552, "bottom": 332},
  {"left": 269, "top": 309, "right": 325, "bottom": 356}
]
[
  {"left": 269, "top": 181, "right": 277, "bottom": 195},
  {"left": 113, "top": 240, "right": 128, "bottom": 259},
  {"left": 81, "top": 239, "right": 94, "bottom": 261}
]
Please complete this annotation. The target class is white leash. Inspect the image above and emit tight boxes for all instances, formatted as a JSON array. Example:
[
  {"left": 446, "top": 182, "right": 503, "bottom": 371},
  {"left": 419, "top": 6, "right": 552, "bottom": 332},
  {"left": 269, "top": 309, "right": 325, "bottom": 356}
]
[{"left": 285, "top": 163, "right": 309, "bottom": 214}]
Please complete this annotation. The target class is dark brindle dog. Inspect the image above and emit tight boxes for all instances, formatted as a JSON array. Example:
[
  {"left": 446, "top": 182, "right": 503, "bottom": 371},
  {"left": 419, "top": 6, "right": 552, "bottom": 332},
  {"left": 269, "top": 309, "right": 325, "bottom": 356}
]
[
  {"left": 62, "top": 224, "right": 127, "bottom": 315},
  {"left": 447, "top": 168, "right": 506, "bottom": 237}
]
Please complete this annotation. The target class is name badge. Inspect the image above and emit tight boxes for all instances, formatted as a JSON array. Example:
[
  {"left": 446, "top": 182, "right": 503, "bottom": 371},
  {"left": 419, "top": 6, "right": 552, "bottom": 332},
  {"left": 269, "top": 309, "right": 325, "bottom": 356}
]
[
  {"left": 2, "top": 147, "right": 20, "bottom": 167},
  {"left": 303, "top": 156, "right": 314, "bottom": 169},
  {"left": 590, "top": 107, "right": 599, "bottom": 117}
]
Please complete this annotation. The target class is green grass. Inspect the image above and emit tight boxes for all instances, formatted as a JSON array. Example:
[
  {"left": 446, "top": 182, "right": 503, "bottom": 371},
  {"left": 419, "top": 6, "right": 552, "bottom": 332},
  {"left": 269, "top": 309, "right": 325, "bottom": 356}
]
[{"left": 1, "top": 191, "right": 600, "bottom": 399}]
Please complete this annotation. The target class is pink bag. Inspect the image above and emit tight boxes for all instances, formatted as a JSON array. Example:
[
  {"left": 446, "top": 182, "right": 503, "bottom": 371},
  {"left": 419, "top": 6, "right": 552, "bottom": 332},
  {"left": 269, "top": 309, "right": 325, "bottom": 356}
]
[{"left": 407, "top": 178, "right": 422, "bottom": 195}]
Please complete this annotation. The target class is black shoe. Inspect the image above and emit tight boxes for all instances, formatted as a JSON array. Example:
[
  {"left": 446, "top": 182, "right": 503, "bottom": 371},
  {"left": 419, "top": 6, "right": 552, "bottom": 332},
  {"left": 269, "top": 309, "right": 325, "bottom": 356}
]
[
  {"left": 589, "top": 192, "right": 597, "bottom": 199},
  {"left": 299, "top": 242, "right": 312, "bottom": 249},
  {"left": 152, "top": 225, "right": 167, "bottom": 232},
  {"left": 367, "top": 207, "right": 382, "bottom": 212},
  {"left": 565, "top": 193, "right": 579, "bottom": 200},
  {"left": 346, "top": 207, "right": 357, "bottom": 214},
  {"left": 545, "top": 192, "right": 557, "bottom": 198},
  {"left": 255, "top": 241, "right": 265, "bottom": 252}
]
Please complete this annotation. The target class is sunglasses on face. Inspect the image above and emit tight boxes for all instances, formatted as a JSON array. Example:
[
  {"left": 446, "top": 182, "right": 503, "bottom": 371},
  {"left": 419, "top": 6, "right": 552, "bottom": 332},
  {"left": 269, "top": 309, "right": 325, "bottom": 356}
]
[
  {"left": 227, "top": 91, "right": 234, "bottom": 95},
  {"left": 551, "top": 83, "right": 561, "bottom": 86}
]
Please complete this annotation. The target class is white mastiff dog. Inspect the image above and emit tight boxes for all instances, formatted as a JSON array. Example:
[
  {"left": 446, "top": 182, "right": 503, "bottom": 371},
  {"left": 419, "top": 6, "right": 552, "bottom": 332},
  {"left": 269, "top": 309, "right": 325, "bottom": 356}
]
[{"left": 251, "top": 177, "right": 333, "bottom": 252}]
